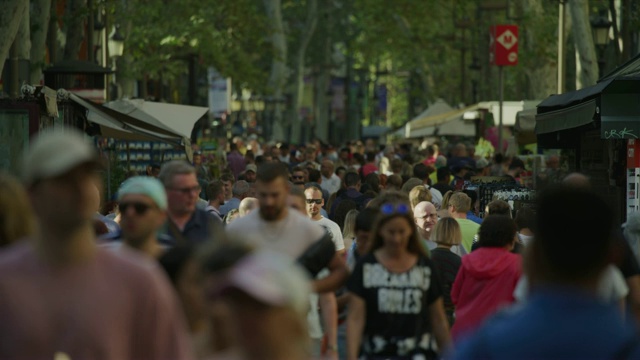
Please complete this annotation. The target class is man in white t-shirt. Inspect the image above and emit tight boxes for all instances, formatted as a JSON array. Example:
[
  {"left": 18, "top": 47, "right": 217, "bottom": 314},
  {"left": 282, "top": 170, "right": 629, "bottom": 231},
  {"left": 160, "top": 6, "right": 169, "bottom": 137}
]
[
  {"left": 320, "top": 160, "right": 342, "bottom": 196},
  {"left": 226, "top": 163, "right": 349, "bottom": 293},
  {"left": 304, "top": 186, "right": 345, "bottom": 357}
]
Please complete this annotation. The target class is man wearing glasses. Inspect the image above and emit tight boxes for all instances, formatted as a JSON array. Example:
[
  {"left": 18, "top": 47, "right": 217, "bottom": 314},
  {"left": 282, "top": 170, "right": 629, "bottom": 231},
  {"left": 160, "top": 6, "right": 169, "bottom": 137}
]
[
  {"left": 414, "top": 201, "right": 439, "bottom": 251},
  {"left": 115, "top": 176, "right": 169, "bottom": 258},
  {"left": 159, "top": 160, "right": 221, "bottom": 245}
]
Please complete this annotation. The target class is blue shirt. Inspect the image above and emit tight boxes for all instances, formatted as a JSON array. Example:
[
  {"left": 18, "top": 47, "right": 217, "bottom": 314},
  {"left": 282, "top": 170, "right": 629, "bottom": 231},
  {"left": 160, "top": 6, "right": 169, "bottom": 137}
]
[
  {"left": 161, "top": 209, "right": 221, "bottom": 246},
  {"left": 467, "top": 211, "right": 483, "bottom": 225},
  {"left": 219, "top": 197, "right": 241, "bottom": 217},
  {"left": 451, "top": 287, "right": 640, "bottom": 360}
]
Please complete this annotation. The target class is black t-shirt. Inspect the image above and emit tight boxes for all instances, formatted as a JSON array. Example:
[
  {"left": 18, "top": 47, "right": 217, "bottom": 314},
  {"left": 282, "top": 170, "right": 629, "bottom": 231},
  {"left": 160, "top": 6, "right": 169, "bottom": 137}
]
[
  {"left": 347, "top": 252, "right": 443, "bottom": 357},
  {"left": 433, "top": 183, "right": 455, "bottom": 196},
  {"left": 429, "top": 248, "right": 461, "bottom": 314}
]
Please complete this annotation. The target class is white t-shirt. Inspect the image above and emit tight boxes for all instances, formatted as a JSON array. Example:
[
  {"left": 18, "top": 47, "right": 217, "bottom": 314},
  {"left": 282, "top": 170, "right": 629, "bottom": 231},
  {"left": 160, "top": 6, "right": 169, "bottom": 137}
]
[
  {"left": 321, "top": 174, "right": 342, "bottom": 196},
  {"left": 314, "top": 216, "right": 345, "bottom": 251},
  {"left": 308, "top": 216, "right": 345, "bottom": 340},
  {"left": 513, "top": 264, "right": 629, "bottom": 304},
  {"left": 225, "top": 209, "right": 326, "bottom": 258}
]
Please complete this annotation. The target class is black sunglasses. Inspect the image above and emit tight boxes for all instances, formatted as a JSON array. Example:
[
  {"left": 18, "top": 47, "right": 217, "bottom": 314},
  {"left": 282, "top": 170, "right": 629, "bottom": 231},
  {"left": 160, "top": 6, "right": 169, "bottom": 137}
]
[
  {"left": 120, "top": 202, "right": 153, "bottom": 215},
  {"left": 292, "top": 175, "right": 304, "bottom": 179},
  {"left": 306, "top": 199, "right": 322, "bottom": 205}
]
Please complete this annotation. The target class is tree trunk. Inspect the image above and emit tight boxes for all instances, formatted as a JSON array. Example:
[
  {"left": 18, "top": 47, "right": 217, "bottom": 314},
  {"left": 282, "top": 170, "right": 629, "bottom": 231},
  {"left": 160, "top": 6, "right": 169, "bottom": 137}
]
[
  {"left": 0, "top": 0, "right": 28, "bottom": 78},
  {"left": 568, "top": 0, "right": 599, "bottom": 87},
  {"left": 290, "top": 0, "right": 318, "bottom": 144},
  {"left": 118, "top": 19, "right": 135, "bottom": 99},
  {"left": 523, "top": 0, "right": 557, "bottom": 99},
  {"left": 264, "top": 0, "right": 288, "bottom": 141},
  {"left": 62, "top": 0, "right": 86, "bottom": 61},
  {"left": 30, "top": 0, "right": 52, "bottom": 85}
]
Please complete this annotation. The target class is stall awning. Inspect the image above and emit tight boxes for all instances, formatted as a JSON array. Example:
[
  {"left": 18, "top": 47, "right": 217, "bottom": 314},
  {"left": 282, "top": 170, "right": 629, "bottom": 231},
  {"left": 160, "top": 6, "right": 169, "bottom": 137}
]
[
  {"left": 69, "top": 93, "right": 187, "bottom": 147},
  {"left": 410, "top": 105, "right": 479, "bottom": 131},
  {"left": 514, "top": 108, "right": 536, "bottom": 145},
  {"left": 103, "top": 99, "right": 208, "bottom": 138},
  {"left": 535, "top": 99, "right": 597, "bottom": 134}
]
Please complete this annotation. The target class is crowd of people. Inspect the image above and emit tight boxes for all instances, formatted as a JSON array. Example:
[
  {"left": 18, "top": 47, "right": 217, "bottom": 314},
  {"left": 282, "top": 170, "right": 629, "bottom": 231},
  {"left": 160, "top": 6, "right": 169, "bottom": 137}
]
[{"left": 0, "top": 129, "right": 639, "bottom": 359}]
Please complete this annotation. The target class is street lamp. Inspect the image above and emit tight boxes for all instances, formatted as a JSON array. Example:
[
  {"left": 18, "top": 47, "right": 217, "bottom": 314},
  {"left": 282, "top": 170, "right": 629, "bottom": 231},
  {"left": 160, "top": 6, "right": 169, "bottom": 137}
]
[
  {"left": 590, "top": 10, "right": 611, "bottom": 78},
  {"left": 108, "top": 25, "right": 125, "bottom": 58}
]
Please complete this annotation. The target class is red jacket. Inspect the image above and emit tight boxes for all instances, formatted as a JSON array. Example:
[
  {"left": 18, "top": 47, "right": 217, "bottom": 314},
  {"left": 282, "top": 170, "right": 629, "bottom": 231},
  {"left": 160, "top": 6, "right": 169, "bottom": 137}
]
[{"left": 451, "top": 247, "right": 521, "bottom": 341}]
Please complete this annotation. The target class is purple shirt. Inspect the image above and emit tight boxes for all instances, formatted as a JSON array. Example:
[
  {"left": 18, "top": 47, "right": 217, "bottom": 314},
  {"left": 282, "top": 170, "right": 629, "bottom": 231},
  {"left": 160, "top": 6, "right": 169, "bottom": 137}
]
[
  {"left": 0, "top": 242, "right": 194, "bottom": 360},
  {"left": 227, "top": 151, "right": 246, "bottom": 180}
]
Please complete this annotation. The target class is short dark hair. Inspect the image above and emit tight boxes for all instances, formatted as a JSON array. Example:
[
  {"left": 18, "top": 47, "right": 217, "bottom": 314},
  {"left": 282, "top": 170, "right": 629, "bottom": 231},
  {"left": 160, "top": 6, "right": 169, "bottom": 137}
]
[
  {"left": 509, "top": 158, "right": 525, "bottom": 170},
  {"left": 437, "top": 167, "right": 451, "bottom": 181},
  {"left": 366, "top": 151, "right": 376, "bottom": 162},
  {"left": 308, "top": 169, "right": 321, "bottom": 183},
  {"left": 462, "top": 189, "right": 478, "bottom": 207},
  {"left": 413, "top": 163, "right": 429, "bottom": 180},
  {"left": 255, "top": 155, "right": 266, "bottom": 166},
  {"left": 533, "top": 186, "right": 613, "bottom": 282},
  {"left": 515, "top": 207, "right": 535, "bottom": 231},
  {"left": 364, "top": 173, "right": 380, "bottom": 193},
  {"left": 257, "top": 162, "right": 289, "bottom": 183},
  {"left": 355, "top": 208, "right": 379, "bottom": 232},
  {"left": 220, "top": 173, "right": 235, "bottom": 183},
  {"left": 478, "top": 215, "right": 516, "bottom": 248},
  {"left": 344, "top": 172, "right": 361, "bottom": 188},
  {"left": 487, "top": 200, "right": 511, "bottom": 217},
  {"left": 206, "top": 180, "right": 224, "bottom": 200}
]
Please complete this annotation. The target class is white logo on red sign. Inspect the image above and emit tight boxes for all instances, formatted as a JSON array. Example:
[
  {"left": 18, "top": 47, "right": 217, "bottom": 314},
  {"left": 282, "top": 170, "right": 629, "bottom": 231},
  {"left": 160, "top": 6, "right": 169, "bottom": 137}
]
[{"left": 496, "top": 29, "right": 517, "bottom": 50}]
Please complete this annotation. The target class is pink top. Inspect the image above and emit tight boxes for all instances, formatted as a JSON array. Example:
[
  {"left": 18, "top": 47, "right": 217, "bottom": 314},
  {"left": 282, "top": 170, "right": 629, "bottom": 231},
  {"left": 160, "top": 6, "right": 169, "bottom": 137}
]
[
  {"left": 451, "top": 247, "right": 521, "bottom": 341},
  {"left": 0, "top": 241, "right": 194, "bottom": 360}
]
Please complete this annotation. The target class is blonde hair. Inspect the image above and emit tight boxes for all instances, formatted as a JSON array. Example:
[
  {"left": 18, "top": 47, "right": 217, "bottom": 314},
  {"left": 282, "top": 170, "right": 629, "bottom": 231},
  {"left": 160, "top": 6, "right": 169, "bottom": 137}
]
[
  {"left": 409, "top": 185, "right": 432, "bottom": 209},
  {"left": 449, "top": 192, "right": 471, "bottom": 213},
  {"left": 0, "top": 173, "right": 35, "bottom": 247},
  {"left": 342, "top": 209, "right": 359, "bottom": 241},
  {"left": 432, "top": 217, "right": 462, "bottom": 246}
]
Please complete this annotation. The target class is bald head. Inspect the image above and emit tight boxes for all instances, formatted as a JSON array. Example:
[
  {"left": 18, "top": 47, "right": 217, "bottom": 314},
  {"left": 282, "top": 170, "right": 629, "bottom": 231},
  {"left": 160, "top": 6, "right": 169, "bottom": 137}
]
[
  {"left": 320, "top": 159, "right": 335, "bottom": 178},
  {"left": 414, "top": 201, "right": 438, "bottom": 239},
  {"left": 238, "top": 197, "right": 259, "bottom": 217},
  {"left": 562, "top": 173, "right": 590, "bottom": 189}
]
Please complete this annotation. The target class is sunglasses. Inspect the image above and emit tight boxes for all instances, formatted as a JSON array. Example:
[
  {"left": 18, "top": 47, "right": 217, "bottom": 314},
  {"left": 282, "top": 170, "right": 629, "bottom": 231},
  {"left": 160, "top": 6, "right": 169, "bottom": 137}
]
[
  {"left": 169, "top": 185, "right": 201, "bottom": 195},
  {"left": 381, "top": 203, "right": 410, "bottom": 215},
  {"left": 119, "top": 202, "right": 153, "bottom": 215},
  {"left": 306, "top": 199, "right": 323, "bottom": 205},
  {"left": 292, "top": 175, "right": 304, "bottom": 179}
]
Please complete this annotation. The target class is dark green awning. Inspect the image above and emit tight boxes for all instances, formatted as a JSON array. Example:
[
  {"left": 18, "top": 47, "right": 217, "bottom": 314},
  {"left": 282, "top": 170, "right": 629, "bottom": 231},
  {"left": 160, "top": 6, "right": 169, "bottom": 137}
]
[{"left": 535, "top": 100, "right": 597, "bottom": 135}]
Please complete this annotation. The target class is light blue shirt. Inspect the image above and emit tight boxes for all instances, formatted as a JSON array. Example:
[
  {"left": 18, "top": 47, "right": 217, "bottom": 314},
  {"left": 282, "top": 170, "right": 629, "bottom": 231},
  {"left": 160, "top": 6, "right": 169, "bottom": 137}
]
[{"left": 219, "top": 197, "right": 241, "bottom": 216}]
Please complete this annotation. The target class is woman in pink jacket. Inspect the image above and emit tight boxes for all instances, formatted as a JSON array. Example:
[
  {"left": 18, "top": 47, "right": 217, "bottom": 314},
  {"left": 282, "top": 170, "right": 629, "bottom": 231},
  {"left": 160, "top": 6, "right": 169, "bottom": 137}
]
[{"left": 451, "top": 215, "right": 522, "bottom": 341}]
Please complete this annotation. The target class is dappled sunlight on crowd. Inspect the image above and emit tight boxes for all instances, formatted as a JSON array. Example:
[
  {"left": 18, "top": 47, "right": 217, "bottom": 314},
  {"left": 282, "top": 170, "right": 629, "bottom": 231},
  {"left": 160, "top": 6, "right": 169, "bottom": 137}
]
[{"left": 1, "top": 130, "right": 640, "bottom": 359}]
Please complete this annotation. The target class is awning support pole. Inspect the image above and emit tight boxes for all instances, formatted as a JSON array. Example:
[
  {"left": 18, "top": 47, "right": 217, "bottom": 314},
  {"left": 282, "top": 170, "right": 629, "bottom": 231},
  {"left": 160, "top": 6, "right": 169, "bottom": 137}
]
[{"left": 498, "top": 66, "right": 504, "bottom": 154}]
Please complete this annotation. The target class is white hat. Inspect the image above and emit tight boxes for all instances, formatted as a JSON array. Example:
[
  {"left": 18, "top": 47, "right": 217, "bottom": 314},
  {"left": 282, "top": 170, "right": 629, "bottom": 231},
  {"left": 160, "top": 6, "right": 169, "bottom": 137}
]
[
  {"left": 222, "top": 250, "right": 311, "bottom": 315},
  {"left": 23, "top": 129, "right": 101, "bottom": 185}
]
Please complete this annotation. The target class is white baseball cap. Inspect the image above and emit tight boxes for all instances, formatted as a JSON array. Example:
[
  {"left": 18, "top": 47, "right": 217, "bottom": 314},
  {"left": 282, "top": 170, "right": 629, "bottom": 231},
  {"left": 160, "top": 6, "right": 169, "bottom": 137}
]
[
  {"left": 220, "top": 250, "right": 311, "bottom": 315},
  {"left": 23, "top": 129, "right": 102, "bottom": 185}
]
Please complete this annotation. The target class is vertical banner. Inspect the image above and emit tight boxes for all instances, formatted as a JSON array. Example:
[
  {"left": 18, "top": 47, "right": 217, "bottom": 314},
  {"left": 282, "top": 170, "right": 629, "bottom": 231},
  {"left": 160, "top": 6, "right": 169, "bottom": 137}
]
[{"left": 208, "top": 68, "right": 231, "bottom": 118}]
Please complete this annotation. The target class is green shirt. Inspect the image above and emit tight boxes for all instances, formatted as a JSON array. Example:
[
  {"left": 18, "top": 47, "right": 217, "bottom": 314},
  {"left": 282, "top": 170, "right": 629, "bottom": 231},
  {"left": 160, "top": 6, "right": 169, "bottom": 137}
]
[{"left": 456, "top": 218, "right": 480, "bottom": 253}]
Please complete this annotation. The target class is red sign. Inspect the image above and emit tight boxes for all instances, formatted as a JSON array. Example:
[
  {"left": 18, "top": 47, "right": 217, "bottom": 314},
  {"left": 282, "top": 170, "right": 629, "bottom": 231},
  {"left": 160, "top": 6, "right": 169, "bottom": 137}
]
[{"left": 490, "top": 25, "right": 519, "bottom": 66}]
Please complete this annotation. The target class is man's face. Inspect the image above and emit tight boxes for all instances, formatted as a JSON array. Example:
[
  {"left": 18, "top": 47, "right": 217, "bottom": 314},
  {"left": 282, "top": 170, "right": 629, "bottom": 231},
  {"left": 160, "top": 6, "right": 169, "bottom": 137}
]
[
  {"left": 292, "top": 171, "right": 305, "bottom": 184},
  {"left": 320, "top": 161, "right": 333, "bottom": 178},
  {"left": 245, "top": 171, "right": 256, "bottom": 183},
  {"left": 414, "top": 203, "right": 438, "bottom": 236},
  {"left": 166, "top": 173, "right": 200, "bottom": 216},
  {"left": 222, "top": 180, "right": 233, "bottom": 200},
  {"left": 256, "top": 177, "right": 289, "bottom": 221},
  {"left": 340, "top": 150, "right": 349, "bottom": 162},
  {"left": 304, "top": 188, "right": 323, "bottom": 218},
  {"left": 30, "top": 164, "right": 101, "bottom": 230},
  {"left": 193, "top": 154, "right": 202, "bottom": 166},
  {"left": 305, "top": 151, "right": 315, "bottom": 162},
  {"left": 119, "top": 193, "right": 166, "bottom": 246},
  {"left": 287, "top": 195, "right": 307, "bottom": 215}
]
